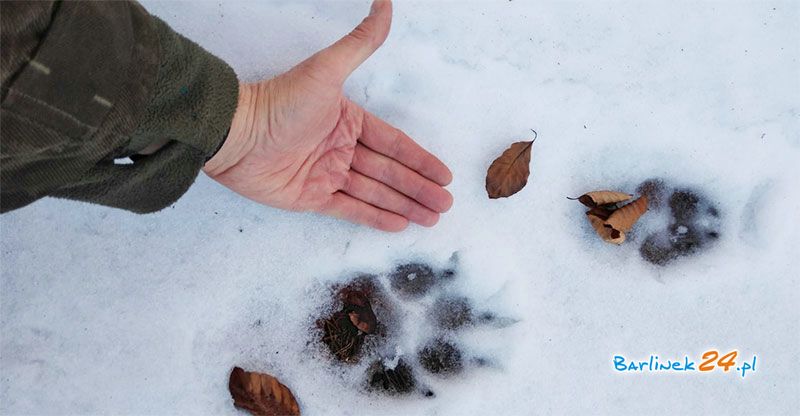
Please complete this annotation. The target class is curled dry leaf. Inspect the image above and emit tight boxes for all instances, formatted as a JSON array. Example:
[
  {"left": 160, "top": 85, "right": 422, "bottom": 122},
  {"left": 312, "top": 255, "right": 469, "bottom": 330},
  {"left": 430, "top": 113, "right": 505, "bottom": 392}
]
[
  {"left": 343, "top": 290, "right": 377, "bottom": 334},
  {"left": 586, "top": 206, "right": 614, "bottom": 221},
  {"left": 229, "top": 367, "right": 300, "bottom": 416},
  {"left": 568, "top": 190, "right": 633, "bottom": 208},
  {"left": 348, "top": 309, "right": 376, "bottom": 333},
  {"left": 606, "top": 196, "right": 649, "bottom": 233},
  {"left": 586, "top": 212, "right": 626, "bottom": 245},
  {"left": 485, "top": 140, "right": 534, "bottom": 199}
]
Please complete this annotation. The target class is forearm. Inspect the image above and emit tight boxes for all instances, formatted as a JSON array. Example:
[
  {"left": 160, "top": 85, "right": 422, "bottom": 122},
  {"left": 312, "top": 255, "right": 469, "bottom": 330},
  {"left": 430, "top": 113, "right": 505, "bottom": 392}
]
[{"left": 1, "top": 1, "right": 238, "bottom": 213}]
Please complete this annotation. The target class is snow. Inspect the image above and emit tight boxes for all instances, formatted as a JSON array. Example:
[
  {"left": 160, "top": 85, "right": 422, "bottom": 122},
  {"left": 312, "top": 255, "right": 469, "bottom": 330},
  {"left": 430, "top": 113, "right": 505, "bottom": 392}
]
[{"left": 2, "top": 0, "right": 799, "bottom": 414}]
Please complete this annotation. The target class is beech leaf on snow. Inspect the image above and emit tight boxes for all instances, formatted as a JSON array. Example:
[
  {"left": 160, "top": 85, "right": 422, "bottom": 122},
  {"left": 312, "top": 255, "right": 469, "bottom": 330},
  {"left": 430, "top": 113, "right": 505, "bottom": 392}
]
[
  {"left": 605, "top": 196, "right": 649, "bottom": 233},
  {"left": 229, "top": 367, "right": 300, "bottom": 416},
  {"left": 586, "top": 206, "right": 614, "bottom": 221},
  {"left": 485, "top": 141, "right": 534, "bottom": 199},
  {"left": 586, "top": 211, "right": 626, "bottom": 245}
]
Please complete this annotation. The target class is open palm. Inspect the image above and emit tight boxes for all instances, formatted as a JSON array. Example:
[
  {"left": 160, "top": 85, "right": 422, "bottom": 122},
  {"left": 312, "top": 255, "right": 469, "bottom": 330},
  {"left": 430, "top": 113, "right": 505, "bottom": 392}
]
[{"left": 203, "top": 0, "right": 452, "bottom": 231}]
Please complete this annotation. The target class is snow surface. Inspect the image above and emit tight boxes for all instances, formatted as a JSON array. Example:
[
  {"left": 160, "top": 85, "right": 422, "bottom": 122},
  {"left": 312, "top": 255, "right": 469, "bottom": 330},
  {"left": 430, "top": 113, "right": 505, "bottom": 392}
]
[{"left": 2, "top": 1, "right": 799, "bottom": 414}]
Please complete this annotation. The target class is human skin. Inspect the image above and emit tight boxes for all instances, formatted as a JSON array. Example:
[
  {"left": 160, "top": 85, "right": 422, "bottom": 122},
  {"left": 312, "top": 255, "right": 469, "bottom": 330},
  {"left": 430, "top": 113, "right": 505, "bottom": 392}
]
[{"left": 202, "top": 0, "right": 453, "bottom": 232}]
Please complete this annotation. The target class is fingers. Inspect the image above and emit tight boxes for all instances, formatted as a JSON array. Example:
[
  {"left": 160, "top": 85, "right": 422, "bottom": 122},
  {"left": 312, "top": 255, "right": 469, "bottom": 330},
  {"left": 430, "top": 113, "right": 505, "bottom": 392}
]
[
  {"left": 320, "top": 192, "right": 409, "bottom": 232},
  {"left": 344, "top": 170, "right": 440, "bottom": 227},
  {"left": 306, "top": 0, "right": 393, "bottom": 83},
  {"left": 351, "top": 144, "right": 453, "bottom": 213},
  {"left": 360, "top": 111, "right": 453, "bottom": 186}
]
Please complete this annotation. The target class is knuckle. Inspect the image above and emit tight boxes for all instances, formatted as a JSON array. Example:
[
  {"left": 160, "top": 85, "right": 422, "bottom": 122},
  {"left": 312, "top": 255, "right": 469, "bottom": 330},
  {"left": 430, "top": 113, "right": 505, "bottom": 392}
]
[
  {"left": 369, "top": 210, "right": 383, "bottom": 229},
  {"left": 349, "top": 22, "right": 377, "bottom": 46},
  {"left": 411, "top": 180, "right": 427, "bottom": 202},
  {"left": 403, "top": 197, "right": 418, "bottom": 218},
  {"left": 389, "top": 129, "right": 403, "bottom": 157},
  {"left": 364, "top": 180, "right": 380, "bottom": 203},
  {"left": 378, "top": 160, "right": 393, "bottom": 183}
]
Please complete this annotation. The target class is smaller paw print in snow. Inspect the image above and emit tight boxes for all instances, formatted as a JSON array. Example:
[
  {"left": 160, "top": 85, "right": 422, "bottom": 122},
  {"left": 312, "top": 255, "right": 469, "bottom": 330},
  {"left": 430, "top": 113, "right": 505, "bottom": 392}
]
[{"left": 635, "top": 178, "right": 723, "bottom": 266}]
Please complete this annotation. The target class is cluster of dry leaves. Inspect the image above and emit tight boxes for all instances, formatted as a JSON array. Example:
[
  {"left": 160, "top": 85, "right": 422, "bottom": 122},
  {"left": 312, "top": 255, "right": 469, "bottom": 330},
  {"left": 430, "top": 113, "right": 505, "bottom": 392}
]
[{"left": 570, "top": 191, "right": 649, "bottom": 244}]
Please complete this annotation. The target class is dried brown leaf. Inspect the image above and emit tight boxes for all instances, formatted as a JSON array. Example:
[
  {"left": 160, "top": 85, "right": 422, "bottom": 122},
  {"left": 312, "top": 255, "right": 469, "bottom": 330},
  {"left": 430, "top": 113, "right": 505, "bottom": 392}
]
[
  {"left": 606, "top": 196, "right": 649, "bottom": 233},
  {"left": 229, "top": 367, "right": 300, "bottom": 416},
  {"left": 348, "top": 308, "right": 376, "bottom": 333},
  {"left": 342, "top": 290, "right": 377, "bottom": 334},
  {"left": 586, "top": 206, "right": 614, "bottom": 221},
  {"left": 569, "top": 191, "right": 633, "bottom": 208},
  {"left": 485, "top": 141, "right": 534, "bottom": 198},
  {"left": 587, "top": 212, "right": 626, "bottom": 245}
]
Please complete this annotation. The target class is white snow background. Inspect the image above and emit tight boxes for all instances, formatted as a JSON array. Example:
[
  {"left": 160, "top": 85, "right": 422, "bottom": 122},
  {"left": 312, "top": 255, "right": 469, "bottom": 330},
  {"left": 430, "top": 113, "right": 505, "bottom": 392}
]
[{"left": 2, "top": 0, "right": 799, "bottom": 414}]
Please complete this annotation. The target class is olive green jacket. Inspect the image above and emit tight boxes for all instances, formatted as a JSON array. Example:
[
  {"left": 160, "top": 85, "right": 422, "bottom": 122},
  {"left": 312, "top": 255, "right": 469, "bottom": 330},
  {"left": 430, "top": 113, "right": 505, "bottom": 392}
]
[{"left": 1, "top": 1, "right": 238, "bottom": 213}]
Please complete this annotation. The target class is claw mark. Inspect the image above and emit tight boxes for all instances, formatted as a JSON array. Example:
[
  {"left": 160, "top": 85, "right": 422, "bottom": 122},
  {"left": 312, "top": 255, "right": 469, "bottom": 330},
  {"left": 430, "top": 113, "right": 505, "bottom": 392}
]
[{"left": 739, "top": 180, "right": 773, "bottom": 246}]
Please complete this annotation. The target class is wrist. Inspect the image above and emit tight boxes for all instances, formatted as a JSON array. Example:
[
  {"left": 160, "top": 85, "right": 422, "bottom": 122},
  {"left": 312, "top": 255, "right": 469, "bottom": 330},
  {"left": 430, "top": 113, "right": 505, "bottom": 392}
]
[{"left": 203, "top": 82, "right": 258, "bottom": 177}]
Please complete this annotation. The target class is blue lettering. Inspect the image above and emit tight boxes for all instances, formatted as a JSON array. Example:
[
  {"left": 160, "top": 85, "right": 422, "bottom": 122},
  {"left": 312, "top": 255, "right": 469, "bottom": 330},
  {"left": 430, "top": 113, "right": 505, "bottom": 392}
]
[
  {"left": 614, "top": 356, "right": 627, "bottom": 371},
  {"left": 740, "top": 356, "right": 757, "bottom": 378},
  {"left": 740, "top": 361, "right": 751, "bottom": 378},
  {"left": 613, "top": 354, "right": 709, "bottom": 374},
  {"left": 684, "top": 356, "right": 695, "bottom": 371}
]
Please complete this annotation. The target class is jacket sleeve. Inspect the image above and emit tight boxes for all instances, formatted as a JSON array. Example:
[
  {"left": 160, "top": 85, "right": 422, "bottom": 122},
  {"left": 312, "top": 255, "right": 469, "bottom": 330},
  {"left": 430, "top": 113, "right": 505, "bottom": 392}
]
[{"left": 0, "top": 1, "right": 238, "bottom": 213}]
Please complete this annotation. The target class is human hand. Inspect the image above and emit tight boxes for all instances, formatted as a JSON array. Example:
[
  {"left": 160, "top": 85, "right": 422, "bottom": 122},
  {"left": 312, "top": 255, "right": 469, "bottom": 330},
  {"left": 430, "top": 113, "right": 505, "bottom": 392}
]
[{"left": 203, "top": 0, "right": 452, "bottom": 232}]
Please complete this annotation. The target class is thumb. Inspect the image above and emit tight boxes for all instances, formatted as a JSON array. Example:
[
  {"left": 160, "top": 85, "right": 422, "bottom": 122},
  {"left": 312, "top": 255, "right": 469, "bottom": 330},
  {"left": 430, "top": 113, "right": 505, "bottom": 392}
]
[{"left": 305, "top": 0, "right": 392, "bottom": 83}]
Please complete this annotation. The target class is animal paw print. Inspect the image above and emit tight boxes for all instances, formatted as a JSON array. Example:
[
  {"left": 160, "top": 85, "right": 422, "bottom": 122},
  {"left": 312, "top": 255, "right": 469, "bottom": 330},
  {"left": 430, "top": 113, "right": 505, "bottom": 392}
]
[
  {"left": 636, "top": 178, "right": 722, "bottom": 265},
  {"left": 315, "top": 254, "right": 514, "bottom": 398}
]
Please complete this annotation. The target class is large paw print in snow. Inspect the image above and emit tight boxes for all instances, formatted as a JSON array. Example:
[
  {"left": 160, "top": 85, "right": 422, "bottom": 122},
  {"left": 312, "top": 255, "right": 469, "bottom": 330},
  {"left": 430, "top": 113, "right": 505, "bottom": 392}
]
[
  {"left": 635, "top": 178, "right": 722, "bottom": 265},
  {"left": 314, "top": 255, "right": 515, "bottom": 397}
]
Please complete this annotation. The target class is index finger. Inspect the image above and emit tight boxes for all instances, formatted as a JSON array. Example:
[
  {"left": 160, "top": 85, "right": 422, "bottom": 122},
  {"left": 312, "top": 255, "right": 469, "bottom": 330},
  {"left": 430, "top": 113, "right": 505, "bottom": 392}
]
[{"left": 359, "top": 110, "right": 453, "bottom": 186}]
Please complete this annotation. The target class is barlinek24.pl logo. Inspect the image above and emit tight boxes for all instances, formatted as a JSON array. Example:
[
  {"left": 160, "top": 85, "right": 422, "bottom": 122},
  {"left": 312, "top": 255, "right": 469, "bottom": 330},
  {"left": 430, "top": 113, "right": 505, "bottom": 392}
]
[{"left": 614, "top": 350, "right": 757, "bottom": 378}]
